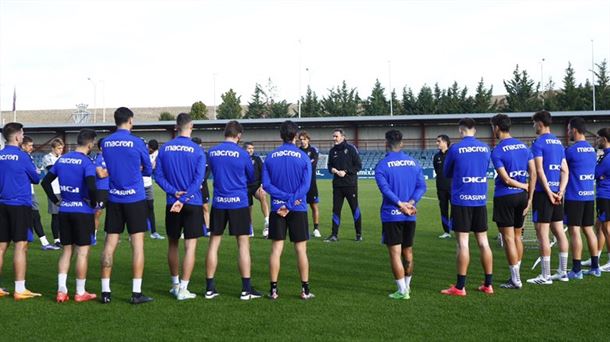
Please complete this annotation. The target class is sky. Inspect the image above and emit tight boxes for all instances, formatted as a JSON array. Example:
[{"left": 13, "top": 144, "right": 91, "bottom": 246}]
[{"left": 0, "top": 0, "right": 609, "bottom": 111}]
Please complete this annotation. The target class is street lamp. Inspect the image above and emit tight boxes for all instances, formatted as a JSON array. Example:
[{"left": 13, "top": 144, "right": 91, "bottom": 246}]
[
  {"left": 388, "top": 60, "right": 393, "bottom": 116},
  {"left": 591, "top": 40, "right": 596, "bottom": 111}
]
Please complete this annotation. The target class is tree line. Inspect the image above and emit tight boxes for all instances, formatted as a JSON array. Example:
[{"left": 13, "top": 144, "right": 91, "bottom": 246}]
[{"left": 159, "top": 60, "right": 610, "bottom": 120}]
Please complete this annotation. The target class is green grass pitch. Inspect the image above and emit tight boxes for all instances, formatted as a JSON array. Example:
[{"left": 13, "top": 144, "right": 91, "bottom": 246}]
[{"left": 2, "top": 180, "right": 609, "bottom": 340}]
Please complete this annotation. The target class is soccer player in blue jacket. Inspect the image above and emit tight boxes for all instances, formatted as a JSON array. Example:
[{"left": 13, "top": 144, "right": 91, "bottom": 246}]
[
  {"left": 441, "top": 118, "right": 493, "bottom": 296},
  {"left": 375, "top": 129, "right": 426, "bottom": 300},
  {"left": 263, "top": 121, "right": 314, "bottom": 300},
  {"left": 0, "top": 122, "right": 41, "bottom": 300},
  {"left": 206, "top": 120, "right": 261, "bottom": 300},
  {"left": 565, "top": 117, "right": 600, "bottom": 278},
  {"left": 527, "top": 111, "right": 570, "bottom": 285},
  {"left": 100, "top": 107, "right": 153, "bottom": 304},
  {"left": 490, "top": 114, "right": 536, "bottom": 289},
  {"left": 154, "top": 113, "right": 206, "bottom": 301},
  {"left": 42, "top": 129, "right": 99, "bottom": 303},
  {"left": 595, "top": 127, "right": 610, "bottom": 271}
]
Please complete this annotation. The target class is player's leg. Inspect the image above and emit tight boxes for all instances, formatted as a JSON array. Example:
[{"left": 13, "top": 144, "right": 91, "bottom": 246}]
[
  {"left": 327, "top": 187, "right": 344, "bottom": 240},
  {"left": 177, "top": 205, "right": 204, "bottom": 300},
  {"left": 475, "top": 231, "right": 493, "bottom": 293},
  {"left": 13, "top": 206, "right": 40, "bottom": 299},
  {"left": 388, "top": 244, "right": 406, "bottom": 298},
  {"left": 269, "top": 239, "right": 284, "bottom": 299},
  {"left": 514, "top": 227, "right": 524, "bottom": 264},
  {"left": 294, "top": 241, "right": 311, "bottom": 299},
  {"left": 344, "top": 186, "right": 362, "bottom": 240},
  {"left": 438, "top": 189, "right": 451, "bottom": 238},
  {"left": 499, "top": 227, "right": 521, "bottom": 288},
  {"left": 57, "top": 244, "right": 72, "bottom": 300},
  {"left": 455, "top": 232, "right": 470, "bottom": 290},
  {"left": 601, "top": 220, "right": 610, "bottom": 271},
  {"left": 168, "top": 237, "right": 180, "bottom": 295},
  {"left": 0, "top": 242, "right": 7, "bottom": 295},
  {"left": 550, "top": 219, "right": 569, "bottom": 280},
  {"left": 402, "top": 247, "right": 413, "bottom": 291},
  {"left": 441, "top": 206, "right": 469, "bottom": 295},
  {"left": 203, "top": 203, "right": 210, "bottom": 235},
  {"left": 568, "top": 226, "right": 583, "bottom": 278},
  {"left": 582, "top": 225, "right": 600, "bottom": 276},
  {"left": 205, "top": 234, "right": 222, "bottom": 296},
  {"left": 125, "top": 200, "right": 152, "bottom": 304},
  {"left": 255, "top": 187, "right": 270, "bottom": 235},
  {"left": 236, "top": 234, "right": 260, "bottom": 299},
  {"left": 74, "top": 244, "right": 95, "bottom": 301},
  {"left": 147, "top": 197, "right": 162, "bottom": 239},
  {"left": 311, "top": 202, "right": 320, "bottom": 237},
  {"left": 31, "top": 210, "right": 53, "bottom": 249}
]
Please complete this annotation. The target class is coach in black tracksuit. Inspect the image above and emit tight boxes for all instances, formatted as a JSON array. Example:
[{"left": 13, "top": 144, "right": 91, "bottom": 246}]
[
  {"left": 326, "top": 129, "right": 362, "bottom": 242},
  {"left": 433, "top": 134, "right": 452, "bottom": 238}
]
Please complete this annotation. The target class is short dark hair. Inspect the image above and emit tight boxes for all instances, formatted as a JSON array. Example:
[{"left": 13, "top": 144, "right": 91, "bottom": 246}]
[
  {"left": 77, "top": 129, "right": 97, "bottom": 146},
  {"left": 2, "top": 122, "right": 23, "bottom": 141},
  {"left": 532, "top": 110, "right": 552, "bottom": 127},
  {"left": 437, "top": 134, "right": 451, "bottom": 146},
  {"left": 332, "top": 128, "right": 345, "bottom": 136},
  {"left": 148, "top": 139, "right": 159, "bottom": 151},
  {"left": 569, "top": 117, "right": 586, "bottom": 134},
  {"left": 224, "top": 120, "right": 243, "bottom": 138},
  {"left": 243, "top": 141, "right": 254, "bottom": 148},
  {"left": 385, "top": 129, "right": 402, "bottom": 148},
  {"left": 114, "top": 107, "right": 134, "bottom": 126},
  {"left": 176, "top": 113, "right": 192, "bottom": 132},
  {"left": 191, "top": 137, "right": 202, "bottom": 145},
  {"left": 22, "top": 135, "right": 33, "bottom": 145},
  {"left": 458, "top": 118, "right": 476, "bottom": 129},
  {"left": 597, "top": 128, "right": 610, "bottom": 142},
  {"left": 491, "top": 114, "right": 511, "bottom": 132},
  {"left": 280, "top": 121, "right": 299, "bottom": 143}
]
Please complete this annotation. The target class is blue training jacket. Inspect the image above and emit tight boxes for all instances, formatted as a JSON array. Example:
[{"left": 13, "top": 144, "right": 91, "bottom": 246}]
[
  {"left": 374, "top": 151, "right": 426, "bottom": 222},
  {"left": 94, "top": 153, "right": 109, "bottom": 190},
  {"left": 491, "top": 137, "right": 532, "bottom": 198},
  {"left": 50, "top": 151, "right": 97, "bottom": 214},
  {"left": 262, "top": 143, "right": 311, "bottom": 212},
  {"left": 102, "top": 129, "right": 152, "bottom": 203},
  {"left": 208, "top": 141, "right": 254, "bottom": 209},
  {"left": 444, "top": 136, "right": 491, "bottom": 207},
  {"left": 531, "top": 133, "right": 565, "bottom": 193},
  {"left": 154, "top": 136, "right": 206, "bottom": 206},
  {"left": 596, "top": 148, "right": 610, "bottom": 200},
  {"left": 0, "top": 145, "right": 40, "bottom": 207},
  {"left": 565, "top": 140, "right": 596, "bottom": 201}
]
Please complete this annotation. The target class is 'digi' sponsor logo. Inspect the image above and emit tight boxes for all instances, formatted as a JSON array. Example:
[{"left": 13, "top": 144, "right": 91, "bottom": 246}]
[
  {"left": 58, "top": 158, "right": 82, "bottom": 165},
  {"left": 165, "top": 145, "right": 195, "bottom": 153},
  {"left": 579, "top": 174, "right": 595, "bottom": 181},
  {"left": 509, "top": 170, "right": 528, "bottom": 178},
  {"left": 60, "top": 185, "right": 80, "bottom": 193},
  {"left": 387, "top": 160, "right": 416, "bottom": 167},
  {"left": 459, "top": 194, "right": 486, "bottom": 201},
  {"left": 104, "top": 140, "right": 134, "bottom": 148},
  {"left": 458, "top": 146, "right": 488, "bottom": 153},
  {"left": 271, "top": 150, "right": 301, "bottom": 158},
  {"left": 109, "top": 188, "right": 137, "bottom": 196},
  {"left": 215, "top": 196, "right": 240, "bottom": 203},
  {"left": 462, "top": 176, "right": 487, "bottom": 183},
  {"left": 549, "top": 164, "right": 561, "bottom": 171},
  {"left": 502, "top": 144, "right": 527, "bottom": 152},
  {"left": 209, "top": 150, "right": 239, "bottom": 158},
  {"left": 60, "top": 201, "right": 84, "bottom": 208},
  {"left": 0, "top": 154, "right": 18, "bottom": 161}
]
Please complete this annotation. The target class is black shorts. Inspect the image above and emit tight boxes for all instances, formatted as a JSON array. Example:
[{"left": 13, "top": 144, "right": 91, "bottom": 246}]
[
  {"left": 493, "top": 192, "right": 528, "bottom": 228},
  {"left": 532, "top": 191, "right": 563, "bottom": 223},
  {"left": 210, "top": 206, "right": 251, "bottom": 236},
  {"left": 165, "top": 204, "right": 205, "bottom": 240},
  {"left": 597, "top": 198, "right": 610, "bottom": 222},
  {"left": 382, "top": 221, "right": 415, "bottom": 247},
  {"left": 565, "top": 200, "right": 595, "bottom": 227},
  {"left": 451, "top": 205, "right": 488, "bottom": 233},
  {"left": 306, "top": 182, "right": 319, "bottom": 204},
  {"left": 247, "top": 184, "right": 261, "bottom": 207},
  {"left": 97, "top": 190, "right": 109, "bottom": 210},
  {"left": 104, "top": 200, "right": 148, "bottom": 235},
  {"left": 0, "top": 204, "right": 33, "bottom": 243},
  {"left": 59, "top": 212, "right": 95, "bottom": 246},
  {"left": 201, "top": 182, "right": 210, "bottom": 204},
  {"left": 269, "top": 211, "right": 309, "bottom": 242}
]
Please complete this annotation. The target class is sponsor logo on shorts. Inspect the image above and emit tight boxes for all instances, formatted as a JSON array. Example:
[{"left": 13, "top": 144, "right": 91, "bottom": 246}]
[
  {"left": 104, "top": 140, "right": 134, "bottom": 148},
  {"left": 165, "top": 145, "right": 195, "bottom": 153},
  {"left": 387, "top": 159, "right": 416, "bottom": 167},
  {"left": 215, "top": 196, "right": 240, "bottom": 203},
  {"left": 502, "top": 144, "right": 527, "bottom": 152},
  {"left": 462, "top": 176, "right": 487, "bottom": 183},
  {"left": 0, "top": 154, "right": 19, "bottom": 161},
  {"left": 458, "top": 146, "right": 489, "bottom": 153},
  {"left": 459, "top": 194, "right": 487, "bottom": 201},
  {"left": 209, "top": 150, "right": 239, "bottom": 158},
  {"left": 60, "top": 185, "right": 80, "bottom": 193},
  {"left": 58, "top": 158, "right": 82, "bottom": 165},
  {"left": 61, "top": 201, "right": 84, "bottom": 208},
  {"left": 109, "top": 188, "right": 137, "bottom": 196},
  {"left": 271, "top": 150, "right": 302, "bottom": 158}
]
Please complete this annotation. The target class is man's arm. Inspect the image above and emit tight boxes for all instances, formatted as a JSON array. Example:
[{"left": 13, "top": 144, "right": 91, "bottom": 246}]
[
  {"left": 153, "top": 153, "right": 179, "bottom": 196},
  {"left": 261, "top": 162, "right": 292, "bottom": 203},
  {"left": 41, "top": 172, "right": 60, "bottom": 205},
  {"left": 534, "top": 157, "right": 556, "bottom": 203},
  {"left": 410, "top": 167, "right": 427, "bottom": 204},
  {"left": 443, "top": 147, "right": 455, "bottom": 178},
  {"left": 289, "top": 157, "right": 312, "bottom": 206},
  {"left": 557, "top": 158, "right": 569, "bottom": 202},
  {"left": 139, "top": 141, "right": 153, "bottom": 177},
  {"left": 178, "top": 151, "right": 207, "bottom": 204}
]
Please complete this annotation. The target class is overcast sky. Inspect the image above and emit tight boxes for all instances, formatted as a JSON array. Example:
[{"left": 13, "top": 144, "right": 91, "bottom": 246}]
[{"left": 1, "top": 0, "right": 609, "bottom": 111}]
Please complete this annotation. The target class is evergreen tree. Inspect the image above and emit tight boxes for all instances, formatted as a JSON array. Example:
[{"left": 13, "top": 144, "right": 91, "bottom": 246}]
[
  {"left": 557, "top": 63, "right": 582, "bottom": 111},
  {"left": 401, "top": 86, "right": 417, "bottom": 115},
  {"left": 389, "top": 89, "right": 402, "bottom": 115},
  {"left": 158, "top": 111, "right": 175, "bottom": 121},
  {"left": 541, "top": 79, "right": 558, "bottom": 111},
  {"left": 270, "top": 100, "right": 291, "bottom": 118},
  {"left": 299, "top": 86, "right": 323, "bottom": 117},
  {"left": 321, "top": 80, "right": 361, "bottom": 116},
  {"left": 580, "top": 79, "right": 594, "bottom": 110},
  {"left": 245, "top": 83, "right": 267, "bottom": 119},
  {"left": 363, "top": 79, "right": 389, "bottom": 115},
  {"left": 216, "top": 89, "right": 242, "bottom": 119},
  {"left": 595, "top": 59, "right": 610, "bottom": 110},
  {"left": 501, "top": 65, "right": 542, "bottom": 112},
  {"left": 190, "top": 101, "right": 208, "bottom": 120},
  {"left": 472, "top": 78, "right": 496, "bottom": 113},
  {"left": 415, "top": 85, "right": 434, "bottom": 114}
]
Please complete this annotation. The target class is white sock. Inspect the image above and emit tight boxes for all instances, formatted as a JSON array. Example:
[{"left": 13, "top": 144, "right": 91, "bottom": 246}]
[
  {"left": 15, "top": 280, "right": 26, "bottom": 293},
  {"left": 517, "top": 260, "right": 521, "bottom": 268},
  {"left": 179, "top": 279, "right": 189, "bottom": 291},
  {"left": 101, "top": 278, "right": 111, "bottom": 292},
  {"left": 559, "top": 252, "right": 568, "bottom": 273},
  {"left": 395, "top": 278, "right": 407, "bottom": 294},
  {"left": 404, "top": 275, "right": 412, "bottom": 289},
  {"left": 76, "top": 279, "right": 86, "bottom": 295},
  {"left": 171, "top": 275, "right": 179, "bottom": 286},
  {"left": 133, "top": 278, "right": 142, "bottom": 293},
  {"left": 542, "top": 256, "right": 551, "bottom": 279},
  {"left": 264, "top": 216, "right": 269, "bottom": 225},
  {"left": 509, "top": 264, "right": 521, "bottom": 284},
  {"left": 54, "top": 239, "right": 61, "bottom": 244},
  {"left": 40, "top": 236, "right": 50, "bottom": 246},
  {"left": 58, "top": 273, "right": 68, "bottom": 293}
]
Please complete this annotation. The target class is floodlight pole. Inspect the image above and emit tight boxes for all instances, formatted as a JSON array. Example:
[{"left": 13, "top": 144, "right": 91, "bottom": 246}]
[
  {"left": 388, "top": 60, "right": 393, "bottom": 116},
  {"left": 88, "top": 77, "right": 97, "bottom": 124},
  {"left": 591, "top": 40, "right": 596, "bottom": 111},
  {"left": 298, "top": 39, "right": 302, "bottom": 118}
]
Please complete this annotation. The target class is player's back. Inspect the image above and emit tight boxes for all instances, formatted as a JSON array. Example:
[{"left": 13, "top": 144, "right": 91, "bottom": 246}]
[
  {"left": 565, "top": 140, "right": 596, "bottom": 201},
  {"left": 491, "top": 137, "right": 531, "bottom": 197},
  {"left": 157, "top": 136, "right": 205, "bottom": 205},
  {"left": 445, "top": 136, "right": 490, "bottom": 206},
  {"left": 52, "top": 151, "right": 96, "bottom": 214},
  {"left": 531, "top": 132, "right": 565, "bottom": 193},
  {"left": 208, "top": 141, "right": 253, "bottom": 209},
  {"left": 0, "top": 145, "right": 38, "bottom": 206},
  {"left": 264, "top": 143, "right": 311, "bottom": 211}
]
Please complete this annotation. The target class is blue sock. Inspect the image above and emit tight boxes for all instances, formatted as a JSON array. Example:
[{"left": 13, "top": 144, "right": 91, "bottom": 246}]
[
  {"left": 241, "top": 278, "right": 252, "bottom": 292},
  {"left": 484, "top": 274, "right": 493, "bottom": 287},
  {"left": 456, "top": 275, "right": 466, "bottom": 290},
  {"left": 592, "top": 256, "right": 600, "bottom": 269},
  {"left": 572, "top": 259, "right": 582, "bottom": 273},
  {"left": 206, "top": 278, "right": 215, "bottom": 292}
]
